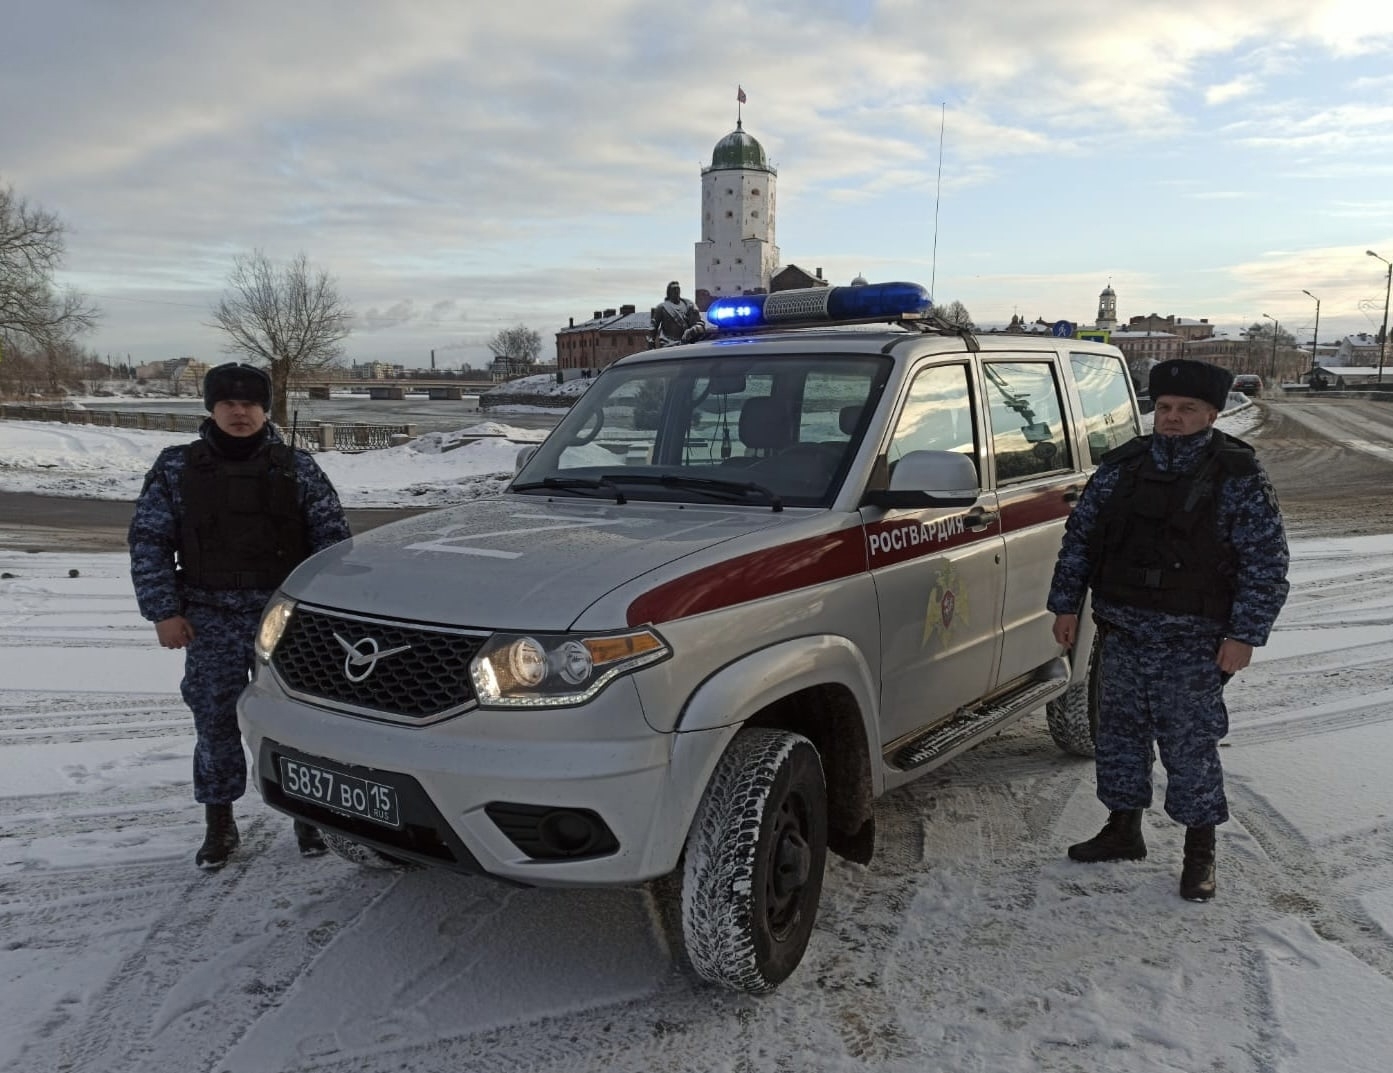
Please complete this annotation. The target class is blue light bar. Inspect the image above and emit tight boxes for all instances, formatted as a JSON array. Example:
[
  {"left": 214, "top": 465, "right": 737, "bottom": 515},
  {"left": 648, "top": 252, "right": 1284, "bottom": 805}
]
[
  {"left": 706, "top": 294, "right": 768, "bottom": 327},
  {"left": 706, "top": 281, "right": 930, "bottom": 330}
]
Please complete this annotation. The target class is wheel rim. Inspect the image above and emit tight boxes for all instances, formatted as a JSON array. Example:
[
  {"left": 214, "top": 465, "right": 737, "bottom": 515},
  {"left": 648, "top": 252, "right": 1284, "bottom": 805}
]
[{"left": 765, "top": 791, "right": 812, "bottom": 937}]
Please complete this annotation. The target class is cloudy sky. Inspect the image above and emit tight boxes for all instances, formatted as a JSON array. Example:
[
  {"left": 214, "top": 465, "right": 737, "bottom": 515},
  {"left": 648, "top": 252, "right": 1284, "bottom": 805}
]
[{"left": 6, "top": 0, "right": 1393, "bottom": 369}]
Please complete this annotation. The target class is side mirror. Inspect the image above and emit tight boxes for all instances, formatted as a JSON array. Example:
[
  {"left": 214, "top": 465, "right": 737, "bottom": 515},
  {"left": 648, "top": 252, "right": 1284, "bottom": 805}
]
[
  {"left": 1020, "top": 422, "right": 1053, "bottom": 443},
  {"left": 514, "top": 446, "right": 537, "bottom": 475},
  {"left": 861, "top": 450, "right": 980, "bottom": 509}
]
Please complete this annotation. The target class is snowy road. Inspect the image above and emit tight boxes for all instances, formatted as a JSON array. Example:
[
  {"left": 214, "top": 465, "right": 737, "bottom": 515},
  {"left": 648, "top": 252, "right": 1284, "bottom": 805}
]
[{"left": 3, "top": 531, "right": 1393, "bottom": 1073}]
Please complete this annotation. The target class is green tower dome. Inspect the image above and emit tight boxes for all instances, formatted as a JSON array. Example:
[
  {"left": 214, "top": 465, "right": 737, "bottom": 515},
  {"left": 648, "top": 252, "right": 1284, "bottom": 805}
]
[{"left": 710, "top": 122, "right": 773, "bottom": 171}]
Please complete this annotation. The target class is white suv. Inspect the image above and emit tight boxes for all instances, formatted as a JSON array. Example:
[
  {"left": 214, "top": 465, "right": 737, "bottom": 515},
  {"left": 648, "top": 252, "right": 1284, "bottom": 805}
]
[{"left": 239, "top": 282, "right": 1140, "bottom": 992}]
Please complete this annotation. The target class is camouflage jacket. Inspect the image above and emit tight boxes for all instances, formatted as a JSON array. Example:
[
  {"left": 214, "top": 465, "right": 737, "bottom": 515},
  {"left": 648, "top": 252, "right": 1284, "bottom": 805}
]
[
  {"left": 1047, "top": 427, "right": 1290, "bottom": 645},
  {"left": 128, "top": 421, "right": 352, "bottom": 622}
]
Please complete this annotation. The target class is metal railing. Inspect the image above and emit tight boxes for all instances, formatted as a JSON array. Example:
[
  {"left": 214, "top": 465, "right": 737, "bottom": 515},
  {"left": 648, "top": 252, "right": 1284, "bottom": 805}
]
[{"left": 0, "top": 405, "right": 416, "bottom": 452}]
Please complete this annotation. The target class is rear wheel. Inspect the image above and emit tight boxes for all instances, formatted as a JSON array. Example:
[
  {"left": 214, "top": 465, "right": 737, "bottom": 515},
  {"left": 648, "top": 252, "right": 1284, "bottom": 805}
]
[
  {"left": 322, "top": 831, "right": 414, "bottom": 870},
  {"left": 1046, "top": 635, "right": 1101, "bottom": 757},
  {"left": 681, "top": 728, "right": 828, "bottom": 993}
]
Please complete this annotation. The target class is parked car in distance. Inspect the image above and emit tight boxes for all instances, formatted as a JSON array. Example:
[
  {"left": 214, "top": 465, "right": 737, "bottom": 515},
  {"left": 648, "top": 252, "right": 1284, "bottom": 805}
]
[{"left": 1232, "top": 373, "right": 1263, "bottom": 397}]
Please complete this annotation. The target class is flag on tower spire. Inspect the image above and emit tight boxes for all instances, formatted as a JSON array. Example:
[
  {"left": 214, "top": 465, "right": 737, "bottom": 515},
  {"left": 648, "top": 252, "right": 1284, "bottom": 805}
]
[{"left": 737, "top": 85, "right": 746, "bottom": 104}]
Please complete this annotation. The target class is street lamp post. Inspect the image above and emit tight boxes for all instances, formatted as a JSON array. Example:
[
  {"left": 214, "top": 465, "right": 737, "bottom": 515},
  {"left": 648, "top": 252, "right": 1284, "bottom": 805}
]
[
  {"left": 1370, "top": 251, "right": 1391, "bottom": 384},
  {"left": 1262, "top": 313, "right": 1279, "bottom": 382},
  {"left": 1302, "top": 289, "right": 1320, "bottom": 382}
]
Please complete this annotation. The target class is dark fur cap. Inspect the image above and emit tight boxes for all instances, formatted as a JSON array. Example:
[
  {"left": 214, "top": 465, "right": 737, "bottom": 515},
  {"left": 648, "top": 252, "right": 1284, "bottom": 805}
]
[
  {"left": 1148, "top": 358, "right": 1233, "bottom": 411},
  {"left": 203, "top": 362, "right": 272, "bottom": 412}
]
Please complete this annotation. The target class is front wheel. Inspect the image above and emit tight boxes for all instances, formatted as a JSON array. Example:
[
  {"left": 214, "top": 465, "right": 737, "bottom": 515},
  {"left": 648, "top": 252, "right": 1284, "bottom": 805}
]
[
  {"left": 681, "top": 728, "right": 828, "bottom": 993},
  {"left": 1046, "top": 635, "right": 1101, "bottom": 757}
]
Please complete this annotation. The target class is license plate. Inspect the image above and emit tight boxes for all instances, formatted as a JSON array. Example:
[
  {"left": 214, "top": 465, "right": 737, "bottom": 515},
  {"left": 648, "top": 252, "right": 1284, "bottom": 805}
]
[{"left": 277, "top": 755, "right": 401, "bottom": 828}]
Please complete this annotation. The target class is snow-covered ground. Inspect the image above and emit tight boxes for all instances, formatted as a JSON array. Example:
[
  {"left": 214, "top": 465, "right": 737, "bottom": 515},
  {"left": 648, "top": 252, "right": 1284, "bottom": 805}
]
[
  {"left": 0, "top": 418, "right": 545, "bottom": 508},
  {"left": 6, "top": 396, "right": 1393, "bottom": 1073}
]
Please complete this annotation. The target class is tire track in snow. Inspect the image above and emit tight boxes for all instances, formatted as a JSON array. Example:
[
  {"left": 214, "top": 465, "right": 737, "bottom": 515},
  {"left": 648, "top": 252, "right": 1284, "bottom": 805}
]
[
  {"left": 1227, "top": 781, "right": 1393, "bottom": 984},
  {"left": 14, "top": 817, "right": 398, "bottom": 1073}
]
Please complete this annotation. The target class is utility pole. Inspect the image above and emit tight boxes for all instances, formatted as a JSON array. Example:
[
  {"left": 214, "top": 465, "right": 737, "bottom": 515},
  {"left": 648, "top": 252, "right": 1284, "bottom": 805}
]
[
  {"left": 1262, "top": 314, "right": 1279, "bottom": 382},
  {"left": 1302, "top": 289, "right": 1320, "bottom": 381},
  {"left": 1370, "top": 251, "right": 1391, "bottom": 383}
]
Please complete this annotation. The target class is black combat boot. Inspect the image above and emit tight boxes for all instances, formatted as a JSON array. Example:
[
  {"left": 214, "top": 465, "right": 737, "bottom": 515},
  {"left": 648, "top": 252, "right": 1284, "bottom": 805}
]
[
  {"left": 1068, "top": 809, "right": 1147, "bottom": 862},
  {"left": 195, "top": 804, "right": 240, "bottom": 871},
  {"left": 1180, "top": 825, "right": 1217, "bottom": 901},
  {"left": 294, "top": 820, "right": 328, "bottom": 857}
]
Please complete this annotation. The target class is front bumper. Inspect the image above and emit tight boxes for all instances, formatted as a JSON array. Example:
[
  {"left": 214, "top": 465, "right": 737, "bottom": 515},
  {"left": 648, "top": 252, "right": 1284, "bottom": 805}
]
[{"left": 238, "top": 671, "right": 737, "bottom": 886}]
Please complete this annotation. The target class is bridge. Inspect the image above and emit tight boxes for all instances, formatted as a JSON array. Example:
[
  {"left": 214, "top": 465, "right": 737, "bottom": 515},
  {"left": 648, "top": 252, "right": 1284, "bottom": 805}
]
[{"left": 295, "top": 378, "right": 498, "bottom": 401}]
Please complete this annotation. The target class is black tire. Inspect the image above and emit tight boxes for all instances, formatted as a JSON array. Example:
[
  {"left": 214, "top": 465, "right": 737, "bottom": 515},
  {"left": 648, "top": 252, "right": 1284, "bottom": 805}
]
[
  {"left": 681, "top": 728, "right": 828, "bottom": 993},
  {"left": 322, "top": 830, "right": 413, "bottom": 870},
  {"left": 1046, "top": 635, "right": 1101, "bottom": 757}
]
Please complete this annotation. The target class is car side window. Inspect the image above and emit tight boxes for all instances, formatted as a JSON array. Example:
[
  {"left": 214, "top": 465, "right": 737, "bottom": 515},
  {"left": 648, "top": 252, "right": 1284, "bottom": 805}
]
[
  {"left": 1069, "top": 351, "right": 1140, "bottom": 464},
  {"left": 983, "top": 361, "right": 1072, "bottom": 482},
  {"left": 887, "top": 363, "right": 978, "bottom": 478}
]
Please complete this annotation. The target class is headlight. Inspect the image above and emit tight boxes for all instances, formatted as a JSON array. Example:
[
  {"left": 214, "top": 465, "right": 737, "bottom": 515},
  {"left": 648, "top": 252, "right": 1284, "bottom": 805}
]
[
  {"left": 471, "top": 629, "right": 669, "bottom": 707},
  {"left": 255, "top": 594, "right": 297, "bottom": 662}
]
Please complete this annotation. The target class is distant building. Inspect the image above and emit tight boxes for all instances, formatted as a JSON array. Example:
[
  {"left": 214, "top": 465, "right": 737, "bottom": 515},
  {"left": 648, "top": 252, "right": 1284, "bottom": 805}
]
[
  {"left": 1127, "top": 314, "right": 1214, "bottom": 342},
  {"left": 1332, "top": 333, "right": 1385, "bottom": 367},
  {"left": 554, "top": 304, "right": 649, "bottom": 372},
  {"left": 1095, "top": 284, "right": 1118, "bottom": 331},
  {"left": 135, "top": 357, "right": 209, "bottom": 395},
  {"left": 1108, "top": 330, "right": 1181, "bottom": 386},
  {"left": 694, "top": 121, "right": 781, "bottom": 310},
  {"left": 769, "top": 265, "right": 828, "bottom": 292},
  {"left": 350, "top": 361, "right": 405, "bottom": 380}
]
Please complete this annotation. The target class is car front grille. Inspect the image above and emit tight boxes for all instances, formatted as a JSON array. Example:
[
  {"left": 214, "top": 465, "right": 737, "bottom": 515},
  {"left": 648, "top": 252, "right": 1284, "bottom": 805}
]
[{"left": 272, "top": 606, "right": 486, "bottom": 724}]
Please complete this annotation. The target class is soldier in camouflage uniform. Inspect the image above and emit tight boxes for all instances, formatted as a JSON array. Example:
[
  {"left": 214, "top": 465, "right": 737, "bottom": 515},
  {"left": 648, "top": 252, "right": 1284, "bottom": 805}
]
[
  {"left": 129, "top": 363, "right": 352, "bottom": 870},
  {"left": 1047, "top": 358, "right": 1289, "bottom": 901}
]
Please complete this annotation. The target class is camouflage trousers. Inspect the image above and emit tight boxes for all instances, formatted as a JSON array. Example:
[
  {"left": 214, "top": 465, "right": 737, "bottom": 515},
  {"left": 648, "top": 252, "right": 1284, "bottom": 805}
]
[
  {"left": 1093, "top": 622, "right": 1230, "bottom": 828},
  {"left": 181, "top": 604, "right": 261, "bottom": 805}
]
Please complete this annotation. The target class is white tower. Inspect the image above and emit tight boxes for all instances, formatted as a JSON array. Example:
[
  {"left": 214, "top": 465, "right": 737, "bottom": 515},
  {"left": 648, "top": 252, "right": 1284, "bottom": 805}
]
[
  {"left": 1096, "top": 282, "right": 1118, "bottom": 331},
  {"left": 695, "top": 121, "right": 780, "bottom": 308}
]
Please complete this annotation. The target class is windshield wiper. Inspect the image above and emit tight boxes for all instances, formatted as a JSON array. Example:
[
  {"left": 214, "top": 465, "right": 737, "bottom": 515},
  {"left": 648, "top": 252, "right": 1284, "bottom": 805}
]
[
  {"left": 512, "top": 476, "right": 627, "bottom": 504},
  {"left": 609, "top": 473, "right": 784, "bottom": 512}
]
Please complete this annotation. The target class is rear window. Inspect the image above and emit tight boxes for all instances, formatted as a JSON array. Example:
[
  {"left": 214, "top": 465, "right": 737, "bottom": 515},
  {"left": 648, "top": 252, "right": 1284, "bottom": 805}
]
[{"left": 1070, "top": 351, "right": 1140, "bottom": 464}]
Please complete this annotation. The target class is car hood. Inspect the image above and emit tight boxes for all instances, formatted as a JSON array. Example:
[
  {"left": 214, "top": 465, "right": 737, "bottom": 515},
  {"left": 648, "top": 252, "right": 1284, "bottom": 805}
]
[{"left": 282, "top": 495, "right": 792, "bottom": 630}]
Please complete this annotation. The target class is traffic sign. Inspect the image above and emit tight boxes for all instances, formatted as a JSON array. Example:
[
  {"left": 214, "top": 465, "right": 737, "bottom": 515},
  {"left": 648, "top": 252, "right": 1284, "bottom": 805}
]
[{"left": 1052, "top": 320, "right": 1074, "bottom": 338}]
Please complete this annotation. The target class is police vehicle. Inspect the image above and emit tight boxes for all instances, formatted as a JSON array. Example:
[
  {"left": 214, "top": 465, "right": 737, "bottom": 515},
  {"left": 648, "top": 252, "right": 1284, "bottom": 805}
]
[{"left": 238, "top": 282, "right": 1141, "bottom": 993}]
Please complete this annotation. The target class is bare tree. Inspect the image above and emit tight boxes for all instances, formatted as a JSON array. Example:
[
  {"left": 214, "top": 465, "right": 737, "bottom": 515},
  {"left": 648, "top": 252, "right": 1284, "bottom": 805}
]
[
  {"left": 0, "top": 183, "right": 99, "bottom": 348},
  {"left": 208, "top": 250, "right": 352, "bottom": 426},
  {"left": 486, "top": 324, "right": 543, "bottom": 365},
  {"left": 936, "top": 300, "right": 975, "bottom": 330}
]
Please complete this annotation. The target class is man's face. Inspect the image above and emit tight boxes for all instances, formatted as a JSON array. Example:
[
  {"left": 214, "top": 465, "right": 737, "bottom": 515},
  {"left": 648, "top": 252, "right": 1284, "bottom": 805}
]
[
  {"left": 211, "top": 399, "right": 269, "bottom": 437},
  {"left": 1152, "top": 395, "right": 1218, "bottom": 437},
  {"left": 667, "top": 285, "right": 681, "bottom": 302}
]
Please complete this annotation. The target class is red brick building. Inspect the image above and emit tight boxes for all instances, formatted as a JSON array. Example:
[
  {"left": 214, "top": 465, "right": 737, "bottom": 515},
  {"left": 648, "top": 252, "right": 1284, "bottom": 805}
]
[{"left": 555, "top": 305, "right": 651, "bottom": 372}]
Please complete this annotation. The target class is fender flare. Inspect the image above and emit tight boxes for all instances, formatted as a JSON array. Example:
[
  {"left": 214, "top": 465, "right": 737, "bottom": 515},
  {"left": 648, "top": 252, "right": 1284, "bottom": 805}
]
[{"left": 675, "top": 634, "right": 883, "bottom": 796}]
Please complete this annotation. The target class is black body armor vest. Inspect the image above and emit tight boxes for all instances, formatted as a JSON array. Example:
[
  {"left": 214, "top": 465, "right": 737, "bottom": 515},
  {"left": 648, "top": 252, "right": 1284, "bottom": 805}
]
[
  {"left": 178, "top": 441, "right": 309, "bottom": 590},
  {"left": 1090, "top": 431, "right": 1258, "bottom": 622}
]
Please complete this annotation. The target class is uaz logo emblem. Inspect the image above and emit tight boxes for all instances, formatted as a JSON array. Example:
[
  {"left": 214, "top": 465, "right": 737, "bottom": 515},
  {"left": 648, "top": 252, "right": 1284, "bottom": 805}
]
[{"left": 332, "top": 632, "right": 412, "bottom": 683}]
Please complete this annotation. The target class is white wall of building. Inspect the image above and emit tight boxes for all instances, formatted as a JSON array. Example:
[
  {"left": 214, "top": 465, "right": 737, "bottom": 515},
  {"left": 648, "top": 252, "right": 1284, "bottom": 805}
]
[{"left": 695, "top": 167, "right": 780, "bottom": 300}]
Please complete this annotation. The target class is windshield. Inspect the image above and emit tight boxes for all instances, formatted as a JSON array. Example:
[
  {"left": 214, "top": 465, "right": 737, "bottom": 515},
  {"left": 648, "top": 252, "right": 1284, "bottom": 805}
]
[{"left": 513, "top": 353, "right": 891, "bottom": 507}]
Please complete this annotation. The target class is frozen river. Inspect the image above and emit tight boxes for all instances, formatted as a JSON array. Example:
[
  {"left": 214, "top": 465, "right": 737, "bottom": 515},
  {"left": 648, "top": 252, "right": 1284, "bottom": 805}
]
[{"left": 75, "top": 393, "right": 569, "bottom": 435}]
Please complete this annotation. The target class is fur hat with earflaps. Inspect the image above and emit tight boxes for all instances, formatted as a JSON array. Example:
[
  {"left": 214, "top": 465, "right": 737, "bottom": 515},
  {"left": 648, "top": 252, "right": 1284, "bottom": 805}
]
[
  {"left": 1148, "top": 359, "right": 1234, "bottom": 411},
  {"left": 203, "top": 362, "right": 272, "bottom": 412}
]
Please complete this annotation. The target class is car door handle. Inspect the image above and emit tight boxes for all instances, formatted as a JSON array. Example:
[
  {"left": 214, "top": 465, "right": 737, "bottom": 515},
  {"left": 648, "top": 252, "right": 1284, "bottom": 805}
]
[
  {"left": 1063, "top": 485, "right": 1085, "bottom": 503},
  {"left": 964, "top": 507, "right": 998, "bottom": 531}
]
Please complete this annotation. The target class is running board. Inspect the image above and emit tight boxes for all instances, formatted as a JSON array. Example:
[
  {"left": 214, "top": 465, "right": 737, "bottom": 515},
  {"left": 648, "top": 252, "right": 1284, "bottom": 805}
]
[{"left": 887, "top": 664, "right": 1069, "bottom": 773}]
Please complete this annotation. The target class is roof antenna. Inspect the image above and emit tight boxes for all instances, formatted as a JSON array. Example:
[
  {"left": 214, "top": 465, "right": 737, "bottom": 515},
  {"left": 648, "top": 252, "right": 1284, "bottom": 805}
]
[{"left": 930, "top": 102, "right": 945, "bottom": 300}]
